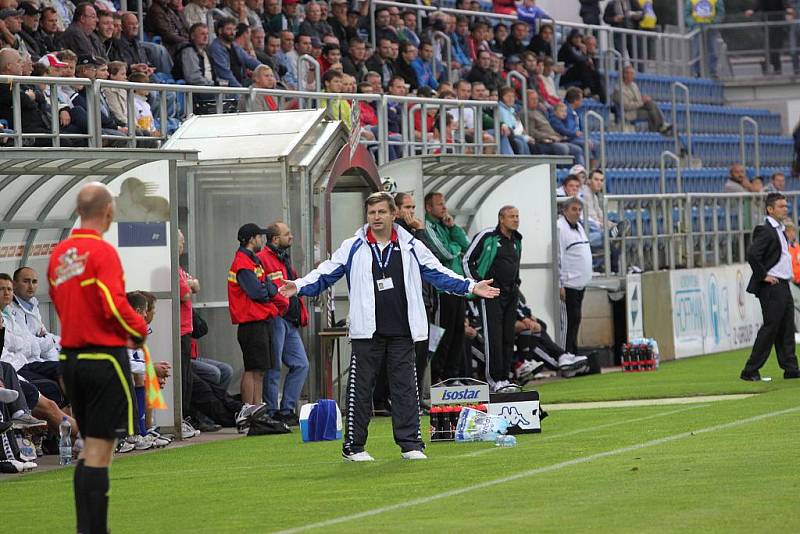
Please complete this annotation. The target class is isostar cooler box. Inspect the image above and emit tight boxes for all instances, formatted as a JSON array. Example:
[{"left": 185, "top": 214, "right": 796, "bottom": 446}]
[
  {"left": 429, "top": 379, "right": 490, "bottom": 441},
  {"left": 299, "top": 400, "right": 342, "bottom": 442},
  {"left": 488, "top": 390, "right": 542, "bottom": 434}
]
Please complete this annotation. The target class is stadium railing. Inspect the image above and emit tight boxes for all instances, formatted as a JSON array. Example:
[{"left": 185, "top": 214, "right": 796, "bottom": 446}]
[
  {"left": 705, "top": 18, "right": 800, "bottom": 79},
  {"left": 600, "top": 191, "right": 800, "bottom": 275},
  {"left": 0, "top": 75, "right": 501, "bottom": 165},
  {"left": 371, "top": 0, "right": 701, "bottom": 77}
]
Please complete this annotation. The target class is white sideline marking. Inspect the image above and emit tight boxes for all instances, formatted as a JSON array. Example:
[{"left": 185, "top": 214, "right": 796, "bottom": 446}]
[
  {"left": 459, "top": 403, "right": 708, "bottom": 459},
  {"left": 276, "top": 405, "right": 800, "bottom": 534},
  {"left": 545, "top": 394, "right": 756, "bottom": 411}
]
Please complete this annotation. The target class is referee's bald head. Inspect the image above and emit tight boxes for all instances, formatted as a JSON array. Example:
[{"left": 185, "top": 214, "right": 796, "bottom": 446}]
[{"left": 77, "top": 182, "right": 113, "bottom": 220}]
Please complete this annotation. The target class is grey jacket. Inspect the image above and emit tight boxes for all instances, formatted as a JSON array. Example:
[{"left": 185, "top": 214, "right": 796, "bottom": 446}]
[{"left": 180, "top": 45, "right": 216, "bottom": 86}]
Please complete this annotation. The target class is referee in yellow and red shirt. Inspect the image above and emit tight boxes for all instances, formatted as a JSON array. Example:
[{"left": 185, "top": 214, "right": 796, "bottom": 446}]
[{"left": 48, "top": 182, "right": 148, "bottom": 534}]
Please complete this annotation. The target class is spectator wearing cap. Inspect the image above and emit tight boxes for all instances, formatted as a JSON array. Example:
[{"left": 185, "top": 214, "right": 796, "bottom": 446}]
[
  {"left": 411, "top": 39, "right": 441, "bottom": 91},
  {"left": 299, "top": 1, "right": 332, "bottom": 42},
  {"left": 209, "top": 17, "right": 261, "bottom": 87},
  {"left": 502, "top": 22, "right": 528, "bottom": 59},
  {"left": 227, "top": 223, "right": 287, "bottom": 413},
  {"left": 266, "top": 0, "right": 299, "bottom": 35},
  {"left": 18, "top": 3, "right": 46, "bottom": 60},
  {"left": 56, "top": 2, "right": 104, "bottom": 59},
  {"left": 0, "top": 6, "right": 32, "bottom": 58},
  {"left": 144, "top": 0, "right": 189, "bottom": 56},
  {"left": 0, "top": 48, "right": 53, "bottom": 146},
  {"left": 68, "top": 55, "right": 128, "bottom": 146}
]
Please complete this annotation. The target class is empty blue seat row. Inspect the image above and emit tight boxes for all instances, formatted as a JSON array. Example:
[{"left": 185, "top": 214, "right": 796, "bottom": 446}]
[
  {"left": 658, "top": 103, "right": 781, "bottom": 136},
  {"left": 589, "top": 132, "right": 676, "bottom": 169},
  {"left": 686, "top": 135, "right": 794, "bottom": 168}
]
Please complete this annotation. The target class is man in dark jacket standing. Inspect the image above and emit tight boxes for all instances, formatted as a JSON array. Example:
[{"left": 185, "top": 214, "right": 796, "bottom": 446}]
[
  {"left": 742, "top": 192, "right": 800, "bottom": 381},
  {"left": 464, "top": 206, "right": 523, "bottom": 392}
]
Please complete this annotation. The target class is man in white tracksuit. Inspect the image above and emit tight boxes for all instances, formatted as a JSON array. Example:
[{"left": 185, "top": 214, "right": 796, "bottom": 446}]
[
  {"left": 280, "top": 192, "right": 499, "bottom": 462},
  {"left": 558, "top": 197, "right": 593, "bottom": 355}
]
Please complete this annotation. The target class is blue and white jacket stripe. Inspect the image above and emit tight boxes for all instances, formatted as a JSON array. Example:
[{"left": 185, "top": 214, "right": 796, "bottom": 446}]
[{"left": 295, "top": 223, "right": 476, "bottom": 341}]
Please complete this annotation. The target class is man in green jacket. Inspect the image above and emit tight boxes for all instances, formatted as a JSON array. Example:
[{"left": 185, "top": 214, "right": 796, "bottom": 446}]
[
  {"left": 463, "top": 205, "right": 523, "bottom": 392},
  {"left": 424, "top": 191, "right": 471, "bottom": 382}
]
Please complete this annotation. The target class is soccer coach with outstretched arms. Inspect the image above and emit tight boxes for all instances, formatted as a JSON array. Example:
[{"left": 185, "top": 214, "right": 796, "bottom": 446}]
[
  {"left": 742, "top": 192, "right": 800, "bottom": 381},
  {"left": 279, "top": 192, "right": 499, "bottom": 462}
]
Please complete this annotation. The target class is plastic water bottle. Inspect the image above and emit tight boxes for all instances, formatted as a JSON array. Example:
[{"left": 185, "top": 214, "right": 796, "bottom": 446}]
[
  {"left": 495, "top": 435, "right": 517, "bottom": 448},
  {"left": 59, "top": 417, "right": 72, "bottom": 466}
]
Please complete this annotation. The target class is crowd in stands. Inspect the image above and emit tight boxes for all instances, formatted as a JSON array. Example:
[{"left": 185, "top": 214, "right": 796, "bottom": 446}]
[{"left": 0, "top": 0, "right": 703, "bottom": 156}]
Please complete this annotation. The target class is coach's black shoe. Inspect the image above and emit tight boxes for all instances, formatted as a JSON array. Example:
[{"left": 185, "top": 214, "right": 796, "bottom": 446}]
[
  {"left": 275, "top": 411, "right": 299, "bottom": 427},
  {"left": 783, "top": 370, "right": 800, "bottom": 379},
  {"left": 740, "top": 371, "right": 762, "bottom": 382}
]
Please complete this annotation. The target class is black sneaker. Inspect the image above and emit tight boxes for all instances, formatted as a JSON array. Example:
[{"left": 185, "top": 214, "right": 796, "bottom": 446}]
[
  {"left": 740, "top": 371, "right": 762, "bottom": 382},
  {"left": 275, "top": 412, "right": 300, "bottom": 427},
  {"left": 189, "top": 415, "right": 221, "bottom": 433},
  {"left": 784, "top": 370, "right": 800, "bottom": 379}
]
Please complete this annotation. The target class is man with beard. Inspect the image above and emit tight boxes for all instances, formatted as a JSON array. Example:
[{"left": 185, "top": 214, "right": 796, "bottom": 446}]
[
  {"left": 257, "top": 222, "right": 309, "bottom": 427},
  {"left": 209, "top": 17, "right": 261, "bottom": 87},
  {"left": 18, "top": 3, "right": 46, "bottom": 60}
]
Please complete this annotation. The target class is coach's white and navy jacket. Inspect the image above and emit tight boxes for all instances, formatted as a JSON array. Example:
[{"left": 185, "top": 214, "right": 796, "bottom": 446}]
[{"left": 294, "top": 223, "right": 476, "bottom": 341}]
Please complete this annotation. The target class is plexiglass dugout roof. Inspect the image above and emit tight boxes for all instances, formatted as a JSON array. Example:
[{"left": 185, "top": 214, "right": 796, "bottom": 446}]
[{"left": 0, "top": 148, "right": 196, "bottom": 271}]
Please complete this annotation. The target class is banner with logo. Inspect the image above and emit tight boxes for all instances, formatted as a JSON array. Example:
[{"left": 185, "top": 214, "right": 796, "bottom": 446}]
[{"left": 670, "top": 264, "right": 763, "bottom": 358}]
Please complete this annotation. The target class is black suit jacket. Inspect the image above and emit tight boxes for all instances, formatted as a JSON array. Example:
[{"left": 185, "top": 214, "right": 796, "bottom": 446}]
[{"left": 746, "top": 220, "right": 785, "bottom": 294}]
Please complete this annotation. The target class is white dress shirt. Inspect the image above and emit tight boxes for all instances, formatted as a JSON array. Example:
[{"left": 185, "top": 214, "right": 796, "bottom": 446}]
[{"left": 766, "top": 216, "right": 793, "bottom": 280}]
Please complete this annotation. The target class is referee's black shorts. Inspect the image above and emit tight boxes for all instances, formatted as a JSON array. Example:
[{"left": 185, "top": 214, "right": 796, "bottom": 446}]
[
  {"left": 237, "top": 320, "right": 273, "bottom": 372},
  {"left": 60, "top": 346, "right": 135, "bottom": 440}
]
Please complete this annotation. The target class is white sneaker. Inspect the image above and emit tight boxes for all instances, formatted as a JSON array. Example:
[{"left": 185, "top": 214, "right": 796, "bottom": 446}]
[
  {"left": 146, "top": 430, "right": 170, "bottom": 448},
  {"left": 181, "top": 419, "right": 200, "bottom": 439},
  {"left": 116, "top": 440, "right": 135, "bottom": 454},
  {"left": 558, "top": 353, "right": 588, "bottom": 371},
  {"left": 342, "top": 451, "right": 375, "bottom": 462},
  {"left": 514, "top": 360, "right": 545, "bottom": 382},
  {"left": 401, "top": 450, "right": 427, "bottom": 460},
  {"left": 131, "top": 435, "right": 154, "bottom": 451},
  {"left": 235, "top": 404, "right": 258, "bottom": 433},
  {"left": 491, "top": 380, "right": 520, "bottom": 393}
]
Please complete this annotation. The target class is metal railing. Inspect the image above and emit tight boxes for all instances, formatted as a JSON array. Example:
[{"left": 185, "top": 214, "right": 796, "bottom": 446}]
[
  {"left": 0, "top": 75, "right": 502, "bottom": 166},
  {"left": 660, "top": 151, "right": 682, "bottom": 194},
  {"left": 505, "top": 71, "right": 528, "bottom": 133},
  {"left": 599, "top": 191, "right": 800, "bottom": 275},
  {"left": 583, "top": 110, "right": 606, "bottom": 173},
  {"left": 706, "top": 18, "right": 800, "bottom": 78},
  {"left": 670, "top": 81, "right": 692, "bottom": 162},
  {"left": 432, "top": 31, "right": 453, "bottom": 86},
  {"left": 298, "top": 54, "right": 322, "bottom": 93},
  {"left": 371, "top": 0, "right": 698, "bottom": 77},
  {"left": 740, "top": 116, "right": 761, "bottom": 178}
]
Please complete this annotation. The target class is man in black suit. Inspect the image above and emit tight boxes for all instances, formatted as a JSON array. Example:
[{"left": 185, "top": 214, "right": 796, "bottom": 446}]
[{"left": 742, "top": 192, "right": 800, "bottom": 381}]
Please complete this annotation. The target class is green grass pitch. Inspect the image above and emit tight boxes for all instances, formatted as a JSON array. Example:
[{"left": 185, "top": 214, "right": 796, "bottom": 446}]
[{"left": 5, "top": 348, "right": 800, "bottom": 533}]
